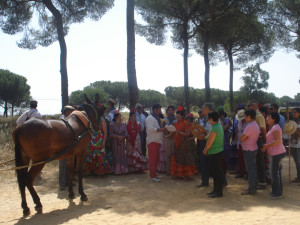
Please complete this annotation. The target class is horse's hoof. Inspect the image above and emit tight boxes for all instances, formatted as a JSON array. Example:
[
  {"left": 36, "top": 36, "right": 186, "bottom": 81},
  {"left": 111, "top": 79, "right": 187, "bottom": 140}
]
[
  {"left": 35, "top": 206, "right": 43, "bottom": 214},
  {"left": 23, "top": 208, "right": 30, "bottom": 217},
  {"left": 80, "top": 195, "right": 88, "bottom": 202},
  {"left": 69, "top": 194, "right": 75, "bottom": 199}
]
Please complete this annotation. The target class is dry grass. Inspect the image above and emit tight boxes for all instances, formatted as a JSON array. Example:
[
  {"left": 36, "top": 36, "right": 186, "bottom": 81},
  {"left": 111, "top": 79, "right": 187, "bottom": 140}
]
[
  {"left": 0, "top": 117, "right": 60, "bottom": 181},
  {"left": 0, "top": 117, "right": 16, "bottom": 179}
]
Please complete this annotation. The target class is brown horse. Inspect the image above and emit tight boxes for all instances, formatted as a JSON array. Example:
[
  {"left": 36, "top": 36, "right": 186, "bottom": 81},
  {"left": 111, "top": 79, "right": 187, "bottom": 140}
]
[{"left": 13, "top": 94, "right": 103, "bottom": 216}]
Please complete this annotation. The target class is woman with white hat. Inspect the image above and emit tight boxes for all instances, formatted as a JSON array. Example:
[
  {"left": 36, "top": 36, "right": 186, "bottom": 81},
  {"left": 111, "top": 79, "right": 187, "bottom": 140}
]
[
  {"left": 289, "top": 108, "right": 300, "bottom": 182},
  {"left": 262, "top": 112, "right": 286, "bottom": 199}
]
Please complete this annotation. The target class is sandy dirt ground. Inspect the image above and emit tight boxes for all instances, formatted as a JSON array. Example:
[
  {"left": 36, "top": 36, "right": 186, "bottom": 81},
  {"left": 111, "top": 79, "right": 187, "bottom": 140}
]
[{"left": 1, "top": 157, "right": 300, "bottom": 225}]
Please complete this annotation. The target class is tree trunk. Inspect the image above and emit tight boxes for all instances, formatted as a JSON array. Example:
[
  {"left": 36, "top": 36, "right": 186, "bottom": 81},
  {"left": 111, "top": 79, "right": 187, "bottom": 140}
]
[
  {"left": 11, "top": 103, "right": 14, "bottom": 117},
  {"left": 227, "top": 46, "right": 234, "bottom": 112},
  {"left": 127, "top": 0, "right": 139, "bottom": 109},
  {"left": 183, "top": 24, "right": 190, "bottom": 112},
  {"left": 203, "top": 33, "right": 210, "bottom": 102},
  {"left": 43, "top": 0, "right": 69, "bottom": 111},
  {"left": 4, "top": 100, "right": 8, "bottom": 118}
]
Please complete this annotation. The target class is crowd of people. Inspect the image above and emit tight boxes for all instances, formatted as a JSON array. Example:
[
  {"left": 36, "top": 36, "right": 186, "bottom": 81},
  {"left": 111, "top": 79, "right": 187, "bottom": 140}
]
[{"left": 16, "top": 99, "right": 300, "bottom": 200}]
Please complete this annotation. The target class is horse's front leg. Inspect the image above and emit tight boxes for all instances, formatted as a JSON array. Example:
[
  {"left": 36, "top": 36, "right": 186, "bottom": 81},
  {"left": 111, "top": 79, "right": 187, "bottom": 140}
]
[
  {"left": 67, "top": 155, "right": 75, "bottom": 199},
  {"left": 77, "top": 149, "right": 88, "bottom": 201}
]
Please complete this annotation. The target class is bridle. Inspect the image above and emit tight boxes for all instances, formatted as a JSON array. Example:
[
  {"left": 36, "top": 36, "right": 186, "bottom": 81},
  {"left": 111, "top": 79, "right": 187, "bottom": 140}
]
[{"left": 85, "top": 103, "right": 102, "bottom": 133}]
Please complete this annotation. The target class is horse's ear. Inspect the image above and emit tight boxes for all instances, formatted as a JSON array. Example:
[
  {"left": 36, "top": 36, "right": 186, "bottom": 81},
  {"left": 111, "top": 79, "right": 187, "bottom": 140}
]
[
  {"left": 84, "top": 93, "right": 92, "bottom": 104},
  {"left": 95, "top": 93, "right": 100, "bottom": 105}
]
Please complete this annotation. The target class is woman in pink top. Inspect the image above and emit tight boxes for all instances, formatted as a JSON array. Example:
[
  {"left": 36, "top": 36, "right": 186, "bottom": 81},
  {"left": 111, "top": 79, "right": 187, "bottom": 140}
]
[
  {"left": 262, "top": 112, "right": 286, "bottom": 200},
  {"left": 240, "top": 109, "right": 260, "bottom": 195}
]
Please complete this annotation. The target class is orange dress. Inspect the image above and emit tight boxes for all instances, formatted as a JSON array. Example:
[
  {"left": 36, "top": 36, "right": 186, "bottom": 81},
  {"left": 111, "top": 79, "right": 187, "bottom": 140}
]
[{"left": 170, "top": 120, "right": 197, "bottom": 177}]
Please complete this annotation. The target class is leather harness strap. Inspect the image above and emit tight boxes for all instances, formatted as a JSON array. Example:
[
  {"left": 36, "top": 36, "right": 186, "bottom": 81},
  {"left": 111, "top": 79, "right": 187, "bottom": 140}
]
[
  {"left": 61, "top": 118, "right": 76, "bottom": 139},
  {"left": 70, "top": 111, "right": 90, "bottom": 129}
]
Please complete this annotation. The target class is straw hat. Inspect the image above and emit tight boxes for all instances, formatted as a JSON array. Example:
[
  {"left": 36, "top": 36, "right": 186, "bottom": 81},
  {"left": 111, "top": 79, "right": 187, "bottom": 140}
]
[
  {"left": 191, "top": 124, "right": 206, "bottom": 140},
  {"left": 235, "top": 109, "right": 245, "bottom": 121},
  {"left": 283, "top": 121, "right": 298, "bottom": 135}
]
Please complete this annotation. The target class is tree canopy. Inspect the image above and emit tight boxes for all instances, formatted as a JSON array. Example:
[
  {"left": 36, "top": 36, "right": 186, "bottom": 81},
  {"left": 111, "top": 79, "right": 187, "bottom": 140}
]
[
  {"left": 135, "top": 0, "right": 200, "bottom": 111},
  {"left": 0, "top": 0, "right": 114, "bottom": 111},
  {"left": 0, "top": 0, "right": 114, "bottom": 49},
  {"left": 268, "top": 0, "right": 300, "bottom": 56},
  {"left": 70, "top": 81, "right": 128, "bottom": 110},
  {"left": 0, "top": 69, "right": 31, "bottom": 117},
  {"left": 211, "top": 5, "right": 274, "bottom": 110},
  {"left": 1, "top": 1, "right": 299, "bottom": 115},
  {"left": 240, "top": 63, "right": 270, "bottom": 100},
  {"left": 69, "top": 79, "right": 295, "bottom": 114},
  {"left": 139, "top": 89, "right": 165, "bottom": 111}
]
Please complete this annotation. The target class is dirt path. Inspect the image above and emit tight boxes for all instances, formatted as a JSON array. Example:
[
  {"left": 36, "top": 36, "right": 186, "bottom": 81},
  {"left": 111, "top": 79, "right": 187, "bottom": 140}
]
[{"left": 1, "top": 157, "right": 300, "bottom": 225}]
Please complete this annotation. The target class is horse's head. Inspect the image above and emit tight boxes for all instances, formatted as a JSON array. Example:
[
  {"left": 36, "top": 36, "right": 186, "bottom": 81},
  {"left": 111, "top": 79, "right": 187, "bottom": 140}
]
[{"left": 81, "top": 93, "right": 105, "bottom": 132}]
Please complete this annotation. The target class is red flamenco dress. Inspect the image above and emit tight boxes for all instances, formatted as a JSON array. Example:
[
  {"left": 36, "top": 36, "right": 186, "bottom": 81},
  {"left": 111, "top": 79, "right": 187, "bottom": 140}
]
[
  {"left": 126, "top": 120, "right": 148, "bottom": 172},
  {"left": 170, "top": 120, "right": 198, "bottom": 178},
  {"left": 84, "top": 119, "right": 111, "bottom": 175}
]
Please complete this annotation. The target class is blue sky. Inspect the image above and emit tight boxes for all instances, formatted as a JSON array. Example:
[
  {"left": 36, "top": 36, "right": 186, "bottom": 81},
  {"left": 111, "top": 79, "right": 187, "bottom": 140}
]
[{"left": 0, "top": 0, "right": 299, "bottom": 115}]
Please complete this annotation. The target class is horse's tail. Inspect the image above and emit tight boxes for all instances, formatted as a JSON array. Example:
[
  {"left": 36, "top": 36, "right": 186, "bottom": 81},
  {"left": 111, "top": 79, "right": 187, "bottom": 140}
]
[{"left": 14, "top": 130, "right": 26, "bottom": 190}]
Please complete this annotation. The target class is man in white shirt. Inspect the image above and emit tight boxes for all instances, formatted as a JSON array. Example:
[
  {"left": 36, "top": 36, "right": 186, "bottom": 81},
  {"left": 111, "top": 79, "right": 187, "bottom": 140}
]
[
  {"left": 135, "top": 103, "right": 146, "bottom": 155},
  {"left": 146, "top": 104, "right": 167, "bottom": 182},
  {"left": 16, "top": 100, "right": 42, "bottom": 126}
]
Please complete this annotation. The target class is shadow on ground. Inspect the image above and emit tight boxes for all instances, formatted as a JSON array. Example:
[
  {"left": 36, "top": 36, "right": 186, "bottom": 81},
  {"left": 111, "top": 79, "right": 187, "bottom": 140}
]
[{"left": 5, "top": 157, "right": 300, "bottom": 224}]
